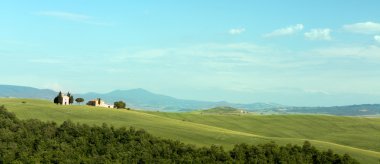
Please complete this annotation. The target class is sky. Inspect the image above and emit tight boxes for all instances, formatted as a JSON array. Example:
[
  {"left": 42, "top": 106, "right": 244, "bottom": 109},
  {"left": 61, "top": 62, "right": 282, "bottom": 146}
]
[{"left": 1, "top": 0, "right": 380, "bottom": 106}]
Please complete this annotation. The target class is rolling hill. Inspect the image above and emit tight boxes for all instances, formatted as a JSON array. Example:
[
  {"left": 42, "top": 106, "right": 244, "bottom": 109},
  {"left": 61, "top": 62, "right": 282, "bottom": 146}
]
[
  {"left": 284, "top": 105, "right": 380, "bottom": 116},
  {"left": 198, "top": 106, "right": 247, "bottom": 114},
  {"left": 0, "top": 98, "right": 379, "bottom": 163}
]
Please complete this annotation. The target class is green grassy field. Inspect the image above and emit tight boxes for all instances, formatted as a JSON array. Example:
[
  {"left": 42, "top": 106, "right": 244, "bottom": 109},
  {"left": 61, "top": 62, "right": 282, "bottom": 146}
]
[
  {"left": 197, "top": 106, "right": 245, "bottom": 114},
  {"left": 1, "top": 98, "right": 380, "bottom": 163}
]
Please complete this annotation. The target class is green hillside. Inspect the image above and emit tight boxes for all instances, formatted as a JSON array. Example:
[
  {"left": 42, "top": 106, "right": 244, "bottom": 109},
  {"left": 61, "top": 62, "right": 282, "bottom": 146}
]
[
  {"left": 198, "top": 106, "right": 246, "bottom": 114},
  {"left": 149, "top": 112, "right": 380, "bottom": 152},
  {"left": 1, "top": 98, "right": 380, "bottom": 163}
]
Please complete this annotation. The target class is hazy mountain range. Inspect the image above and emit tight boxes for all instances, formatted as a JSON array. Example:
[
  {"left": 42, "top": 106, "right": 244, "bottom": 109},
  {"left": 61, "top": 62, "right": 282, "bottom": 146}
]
[
  {"left": 0, "top": 85, "right": 57, "bottom": 100},
  {"left": 0, "top": 85, "right": 282, "bottom": 111},
  {"left": 1, "top": 84, "right": 380, "bottom": 116},
  {"left": 77, "top": 88, "right": 285, "bottom": 111}
]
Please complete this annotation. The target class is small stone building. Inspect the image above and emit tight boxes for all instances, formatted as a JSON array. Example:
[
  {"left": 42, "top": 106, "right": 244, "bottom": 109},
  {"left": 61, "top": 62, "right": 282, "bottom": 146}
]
[
  {"left": 54, "top": 92, "right": 71, "bottom": 105},
  {"left": 87, "top": 98, "right": 114, "bottom": 108},
  {"left": 61, "top": 94, "right": 70, "bottom": 105}
]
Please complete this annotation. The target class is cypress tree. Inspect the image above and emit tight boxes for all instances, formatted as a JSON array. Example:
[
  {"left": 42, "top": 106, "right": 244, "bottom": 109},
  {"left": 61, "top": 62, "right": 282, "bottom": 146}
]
[
  {"left": 54, "top": 91, "right": 63, "bottom": 104},
  {"left": 67, "top": 92, "right": 74, "bottom": 104},
  {"left": 58, "top": 91, "right": 63, "bottom": 105}
]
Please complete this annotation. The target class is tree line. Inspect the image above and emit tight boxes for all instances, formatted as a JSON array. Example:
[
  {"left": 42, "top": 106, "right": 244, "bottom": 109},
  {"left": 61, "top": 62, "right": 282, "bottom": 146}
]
[{"left": 0, "top": 106, "right": 359, "bottom": 163}]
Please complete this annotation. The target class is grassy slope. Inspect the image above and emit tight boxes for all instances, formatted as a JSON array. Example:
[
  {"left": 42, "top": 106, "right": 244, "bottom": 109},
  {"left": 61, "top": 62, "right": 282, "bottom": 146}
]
[
  {"left": 200, "top": 106, "right": 243, "bottom": 114},
  {"left": 1, "top": 98, "right": 379, "bottom": 163},
  {"left": 148, "top": 112, "right": 380, "bottom": 152}
]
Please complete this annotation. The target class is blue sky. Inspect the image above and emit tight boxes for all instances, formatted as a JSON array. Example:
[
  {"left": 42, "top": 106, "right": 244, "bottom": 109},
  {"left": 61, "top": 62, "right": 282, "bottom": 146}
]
[{"left": 1, "top": 0, "right": 380, "bottom": 106}]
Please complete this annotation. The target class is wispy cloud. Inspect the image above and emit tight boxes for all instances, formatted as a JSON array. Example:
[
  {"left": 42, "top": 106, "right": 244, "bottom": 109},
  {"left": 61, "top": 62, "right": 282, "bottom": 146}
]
[
  {"left": 28, "top": 58, "right": 63, "bottom": 64},
  {"left": 264, "top": 24, "right": 304, "bottom": 38},
  {"left": 110, "top": 48, "right": 173, "bottom": 64},
  {"left": 36, "top": 11, "right": 112, "bottom": 26},
  {"left": 312, "top": 45, "right": 380, "bottom": 60},
  {"left": 304, "top": 28, "right": 332, "bottom": 40},
  {"left": 110, "top": 42, "right": 322, "bottom": 74},
  {"left": 43, "top": 83, "right": 65, "bottom": 92},
  {"left": 37, "top": 11, "right": 90, "bottom": 21},
  {"left": 229, "top": 28, "right": 245, "bottom": 35},
  {"left": 343, "top": 21, "right": 380, "bottom": 34},
  {"left": 375, "top": 35, "right": 380, "bottom": 43},
  {"left": 304, "top": 89, "right": 330, "bottom": 95}
]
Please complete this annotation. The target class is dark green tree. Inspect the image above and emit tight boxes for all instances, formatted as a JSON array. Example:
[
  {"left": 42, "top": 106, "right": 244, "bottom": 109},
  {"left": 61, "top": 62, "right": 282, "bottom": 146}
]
[
  {"left": 67, "top": 92, "right": 74, "bottom": 104},
  {"left": 114, "top": 101, "right": 126, "bottom": 109},
  {"left": 69, "top": 96, "right": 74, "bottom": 104},
  {"left": 53, "top": 91, "right": 63, "bottom": 104},
  {"left": 54, "top": 96, "right": 59, "bottom": 104},
  {"left": 75, "top": 98, "right": 84, "bottom": 104}
]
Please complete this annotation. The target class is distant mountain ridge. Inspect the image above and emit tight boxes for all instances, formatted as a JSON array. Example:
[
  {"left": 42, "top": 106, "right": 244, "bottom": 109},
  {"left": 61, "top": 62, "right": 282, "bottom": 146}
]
[
  {"left": 1, "top": 84, "right": 380, "bottom": 116},
  {"left": 77, "top": 88, "right": 284, "bottom": 111},
  {"left": 0, "top": 85, "right": 281, "bottom": 111},
  {"left": 0, "top": 85, "right": 57, "bottom": 100}
]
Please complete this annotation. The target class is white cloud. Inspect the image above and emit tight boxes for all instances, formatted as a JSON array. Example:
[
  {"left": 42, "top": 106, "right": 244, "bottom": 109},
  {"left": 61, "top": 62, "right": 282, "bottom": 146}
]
[
  {"left": 28, "top": 59, "right": 63, "bottom": 64},
  {"left": 110, "top": 42, "right": 321, "bottom": 73},
  {"left": 343, "top": 22, "right": 380, "bottom": 34},
  {"left": 110, "top": 48, "right": 173, "bottom": 64},
  {"left": 37, "top": 11, "right": 90, "bottom": 21},
  {"left": 43, "top": 83, "right": 65, "bottom": 92},
  {"left": 312, "top": 45, "right": 380, "bottom": 60},
  {"left": 374, "top": 35, "right": 380, "bottom": 43},
  {"left": 304, "top": 28, "right": 332, "bottom": 40},
  {"left": 36, "top": 11, "right": 112, "bottom": 26},
  {"left": 304, "top": 89, "right": 330, "bottom": 95},
  {"left": 229, "top": 28, "right": 245, "bottom": 35},
  {"left": 264, "top": 24, "right": 304, "bottom": 37}
]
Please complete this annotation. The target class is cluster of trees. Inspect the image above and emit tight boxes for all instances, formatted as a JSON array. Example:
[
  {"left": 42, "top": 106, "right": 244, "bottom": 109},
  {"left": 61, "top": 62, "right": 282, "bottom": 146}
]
[{"left": 0, "top": 106, "right": 358, "bottom": 163}]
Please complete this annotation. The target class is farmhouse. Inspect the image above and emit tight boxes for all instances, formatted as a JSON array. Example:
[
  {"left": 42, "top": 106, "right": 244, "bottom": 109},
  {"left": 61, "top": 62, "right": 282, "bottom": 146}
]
[
  {"left": 60, "top": 94, "right": 70, "bottom": 105},
  {"left": 240, "top": 110, "right": 248, "bottom": 114},
  {"left": 53, "top": 92, "right": 72, "bottom": 105},
  {"left": 87, "top": 98, "right": 114, "bottom": 108}
]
